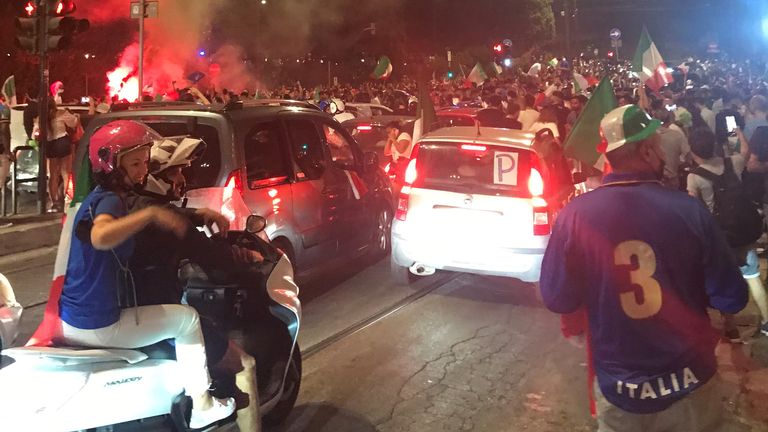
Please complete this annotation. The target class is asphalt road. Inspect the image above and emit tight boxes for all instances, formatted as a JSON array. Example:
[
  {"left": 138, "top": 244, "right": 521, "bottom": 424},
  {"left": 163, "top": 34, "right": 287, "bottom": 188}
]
[{"left": 3, "top": 251, "right": 767, "bottom": 431}]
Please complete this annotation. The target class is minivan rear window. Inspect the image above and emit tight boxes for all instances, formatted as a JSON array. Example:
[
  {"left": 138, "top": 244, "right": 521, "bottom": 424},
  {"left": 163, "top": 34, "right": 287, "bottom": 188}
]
[
  {"left": 414, "top": 142, "right": 532, "bottom": 196},
  {"left": 142, "top": 122, "right": 221, "bottom": 189}
]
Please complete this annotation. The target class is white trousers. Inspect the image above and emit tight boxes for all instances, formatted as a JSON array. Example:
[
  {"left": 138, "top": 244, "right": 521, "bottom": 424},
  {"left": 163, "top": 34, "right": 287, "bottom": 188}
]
[{"left": 59, "top": 304, "right": 211, "bottom": 396}]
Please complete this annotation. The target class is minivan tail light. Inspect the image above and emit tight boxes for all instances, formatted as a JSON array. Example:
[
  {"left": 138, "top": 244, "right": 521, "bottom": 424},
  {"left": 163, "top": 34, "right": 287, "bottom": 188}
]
[
  {"left": 225, "top": 169, "right": 243, "bottom": 195},
  {"left": 65, "top": 173, "right": 74, "bottom": 201},
  {"left": 528, "top": 167, "right": 544, "bottom": 197},
  {"left": 222, "top": 169, "right": 243, "bottom": 222}
]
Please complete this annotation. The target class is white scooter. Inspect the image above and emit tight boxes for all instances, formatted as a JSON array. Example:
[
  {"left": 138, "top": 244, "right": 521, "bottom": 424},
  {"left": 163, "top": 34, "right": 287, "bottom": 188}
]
[
  {"left": 0, "top": 273, "right": 23, "bottom": 352},
  {"left": 0, "top": 215, "right": 302, "bottom": 432}
]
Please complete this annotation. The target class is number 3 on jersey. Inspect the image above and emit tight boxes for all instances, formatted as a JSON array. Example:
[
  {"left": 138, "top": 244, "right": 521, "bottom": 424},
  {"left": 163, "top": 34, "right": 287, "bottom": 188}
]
[{"left": 614, "top": 240, "right": 662, "bottom": 319}]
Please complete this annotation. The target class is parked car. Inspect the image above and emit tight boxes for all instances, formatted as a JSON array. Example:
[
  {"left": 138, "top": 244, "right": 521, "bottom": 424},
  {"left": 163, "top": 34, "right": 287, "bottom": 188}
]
[
  {"left": 390, "top": 127, "right": 574, "bottom": 283},
  {"left": 76, "top": 102, "right": 395, "bottom": 282},
  {"left": 341, "top": 115, "right": 416, "bottom": 173},
  {"left": 345, "top": 103, "right": 394, "bottom": 118}
]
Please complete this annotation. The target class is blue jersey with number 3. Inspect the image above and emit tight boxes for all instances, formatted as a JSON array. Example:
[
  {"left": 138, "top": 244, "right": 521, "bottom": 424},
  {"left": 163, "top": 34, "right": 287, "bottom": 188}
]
[{"left": 540, "top": 172, "right": 748, "bottom": 414}]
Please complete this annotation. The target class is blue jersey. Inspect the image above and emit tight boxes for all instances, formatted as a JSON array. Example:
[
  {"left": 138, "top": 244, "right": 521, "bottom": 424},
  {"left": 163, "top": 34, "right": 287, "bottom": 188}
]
[
  {"left": 60, "top": 187, "right": 135, "bottom": 329},
  {"left": 540, "top": 172, "right": 748, "bottom": 414}
]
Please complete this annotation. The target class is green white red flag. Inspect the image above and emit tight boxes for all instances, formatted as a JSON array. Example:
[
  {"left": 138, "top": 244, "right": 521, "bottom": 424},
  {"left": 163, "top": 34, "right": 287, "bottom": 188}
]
[
  {"left": 27, "top": 154, "right": 93, "bottom": 346},
  {"left": 2, "top": 75, "right": 16, "bottom": 106},
  {"left": 371, "top": 56, "right": 393, "bottom": 80},
  {"left": 632, "top": 27, "right": 673, "bottom": 92},
  {"left": 467, "top": 62, "right": 488, "bottom": 86},
  {"left": 563, "top": 76, "right": 617, "bottom": 170}
]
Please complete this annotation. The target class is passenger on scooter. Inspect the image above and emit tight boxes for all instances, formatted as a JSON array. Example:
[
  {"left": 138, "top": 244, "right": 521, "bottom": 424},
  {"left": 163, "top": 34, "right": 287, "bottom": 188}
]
[
  {"left": 127, "top": 135, "right": 263, "bottom": 431},
  {"left": 56, "top": 120, "right": 236, "bottom": 430}
]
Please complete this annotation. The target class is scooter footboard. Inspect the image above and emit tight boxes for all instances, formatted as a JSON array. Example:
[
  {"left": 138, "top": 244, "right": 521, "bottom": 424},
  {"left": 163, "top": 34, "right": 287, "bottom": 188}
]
[{"left": 2, "top": 358, "right": 183, "bottom": 432}]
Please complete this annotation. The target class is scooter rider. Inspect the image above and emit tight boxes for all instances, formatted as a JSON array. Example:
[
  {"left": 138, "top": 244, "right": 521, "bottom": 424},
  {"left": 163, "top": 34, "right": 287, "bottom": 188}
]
[
  {"left": 56, "top": 120, "right": 236, "bottom": 431},
  {"left": 126, "top": 135, "right": 263, "bottom": 431}
]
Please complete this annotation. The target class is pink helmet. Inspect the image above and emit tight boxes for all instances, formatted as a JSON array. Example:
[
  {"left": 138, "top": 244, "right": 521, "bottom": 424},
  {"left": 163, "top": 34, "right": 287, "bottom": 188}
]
[{"left": 89, "top": 120, "right": 162, "bottom": 174}]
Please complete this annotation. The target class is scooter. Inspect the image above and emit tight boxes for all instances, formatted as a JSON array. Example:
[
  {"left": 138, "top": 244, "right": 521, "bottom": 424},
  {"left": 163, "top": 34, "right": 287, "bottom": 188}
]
[
  {"left": 0, "top": 215, "right": 302, "bottom": 432},
  {"left": 0, "top": 273, "right": 23, "bottom": 352}
]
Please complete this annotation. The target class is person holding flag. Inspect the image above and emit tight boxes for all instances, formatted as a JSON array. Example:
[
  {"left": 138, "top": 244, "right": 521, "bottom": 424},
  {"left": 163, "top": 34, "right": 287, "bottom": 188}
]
[
  {"left": 541, "top": 105, "right": 748, "bottom": 431},
  {"left": 632, "top": 26, "right": 674, "bottom": 93},
  {"left": 48, "top": 120, "right": 237, "bottom": 430}
]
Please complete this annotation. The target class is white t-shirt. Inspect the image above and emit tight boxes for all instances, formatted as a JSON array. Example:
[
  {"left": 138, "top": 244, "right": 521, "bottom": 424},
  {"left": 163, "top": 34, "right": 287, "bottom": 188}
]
[
  {"left": 700, "top": 107, "right": 716, "bottom": 133},
  {"left": 687, "top": 155, "right": 745, "bottom": 212},
  {"left": 530, "top": 121, "right": 560, "bottom": 139},
  {"left": 518, "top": 109, "right": 540, "bottom": 131},
  {"left": 50, "top": 110, "right": 78, "bottom": 140},
  {"left": 658, "top": 126, "right": 690, "bottom": 186},
  {"left": 392, "top": 132, "right": 413, "bottom": 161}
]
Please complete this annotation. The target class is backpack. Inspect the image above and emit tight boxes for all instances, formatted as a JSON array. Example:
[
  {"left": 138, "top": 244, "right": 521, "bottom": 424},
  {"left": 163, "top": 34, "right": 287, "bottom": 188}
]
[{"left": 693, "top": 158, "right": 763, "bottom": 247}]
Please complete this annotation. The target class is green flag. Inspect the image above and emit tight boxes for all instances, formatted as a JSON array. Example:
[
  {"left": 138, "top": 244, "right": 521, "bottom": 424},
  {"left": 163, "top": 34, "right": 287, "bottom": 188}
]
[
  {"left": 2, "top": 75, "right": 16, "bottom": 106},
  {"left": 412, "top": 78, "right": 437, "bottom": 144},
  {"left": 467, "top": 63, "right": 488, "bottom": 85},
  {"left": 563, "top": 76, "right": 617, "bottom": 167},
  {"left": 370, "top": 56, "right": 393, "bottom": 80}
]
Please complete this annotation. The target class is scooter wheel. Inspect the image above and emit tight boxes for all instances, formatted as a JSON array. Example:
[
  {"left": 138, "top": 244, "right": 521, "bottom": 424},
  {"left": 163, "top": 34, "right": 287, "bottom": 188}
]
[{"left": 262, "top": 345, "right": 302, "bottom": 426}]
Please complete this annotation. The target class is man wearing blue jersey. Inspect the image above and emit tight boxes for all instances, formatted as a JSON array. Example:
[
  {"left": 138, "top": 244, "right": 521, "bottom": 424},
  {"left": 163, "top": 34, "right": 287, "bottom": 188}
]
[{"left": 540, "top": 105, "right": 749, "bottom": 431}]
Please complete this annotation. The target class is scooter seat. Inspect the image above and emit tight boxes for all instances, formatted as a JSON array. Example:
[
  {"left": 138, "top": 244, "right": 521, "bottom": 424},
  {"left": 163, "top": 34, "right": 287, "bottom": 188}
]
[{"left": 3, "top": 346, "right": 148, "bottom": 366}]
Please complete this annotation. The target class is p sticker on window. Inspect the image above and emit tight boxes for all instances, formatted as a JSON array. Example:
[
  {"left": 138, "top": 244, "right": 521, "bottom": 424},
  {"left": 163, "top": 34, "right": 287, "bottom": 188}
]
[{"left": 493, "top": 151, "right": 518, "bottom": 185}]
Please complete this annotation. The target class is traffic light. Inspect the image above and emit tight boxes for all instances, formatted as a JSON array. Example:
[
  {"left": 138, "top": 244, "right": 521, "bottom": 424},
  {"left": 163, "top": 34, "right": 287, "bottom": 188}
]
[
  {"left": 15, "top": 2, "right": 38, "bottom": 53},
  {"left": 447, "top": 71, "right": 455, "bottom": 79},
  {"left": 492, "top": 43, "right": 503, "bottom": 54},
  {"left": 46, "top": 0, "right": 89, "bottom": 51},
  {"left": 607, "top": 51, "right": 615, "bottom": 59}
]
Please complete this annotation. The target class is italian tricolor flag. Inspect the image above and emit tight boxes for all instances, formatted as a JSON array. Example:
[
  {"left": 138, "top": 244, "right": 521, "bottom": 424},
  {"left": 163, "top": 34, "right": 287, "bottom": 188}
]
[
  {"left": 467, "top": 62, "right": 488, "bottom": 86},
  {"left": 371, "top": 56, "right": 393, "bottom": 80},
  {"left": 26, "top": 155, "right": 93, "bottom": 346},
  {"left": 632, "top": 27, "right": 673, "bottom": 92},
  {"left": 562, "top": 76, "right": 617, "bottom": 171}
]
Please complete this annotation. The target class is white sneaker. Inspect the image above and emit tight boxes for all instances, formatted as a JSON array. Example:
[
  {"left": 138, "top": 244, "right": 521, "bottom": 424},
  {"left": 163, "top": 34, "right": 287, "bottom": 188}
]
[{"left": 189, "top": 397, "right": 236, "bottom": 430}]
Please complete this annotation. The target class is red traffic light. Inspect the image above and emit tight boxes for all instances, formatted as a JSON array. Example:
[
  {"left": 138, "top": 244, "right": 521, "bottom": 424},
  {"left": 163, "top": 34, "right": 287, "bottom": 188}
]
[
  {"left": 607, "top": 51, "right": 615, "bottom": 58},
  {"left": 493, "top": 44, "right": 503, "bottom": 53},
  {"left": 54, "top": 0, "right": 76, "bottom": 16},
  {"left": 24, "top": 1, "right": 36, "bottom": 17}
]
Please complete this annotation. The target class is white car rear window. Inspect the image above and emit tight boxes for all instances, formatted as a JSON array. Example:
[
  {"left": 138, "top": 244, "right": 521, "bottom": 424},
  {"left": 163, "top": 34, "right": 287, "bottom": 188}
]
[{"left": 414, "top": 142, "right": 533, "bottom": 196}]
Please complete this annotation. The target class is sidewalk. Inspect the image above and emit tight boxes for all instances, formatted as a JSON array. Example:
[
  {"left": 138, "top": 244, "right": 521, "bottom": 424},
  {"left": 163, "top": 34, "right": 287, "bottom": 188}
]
[
  {"left": 0, "top": 189, "right": 62, "bottom": 257},
  {"left": 715, "top": 256, "right": 768, "bottom": 430}
]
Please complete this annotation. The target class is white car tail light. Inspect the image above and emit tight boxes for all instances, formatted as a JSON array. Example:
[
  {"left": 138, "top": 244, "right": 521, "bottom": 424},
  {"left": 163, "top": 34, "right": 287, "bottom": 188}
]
[{"left": 396, "top": 158, "right": 419, "bottom": 221}]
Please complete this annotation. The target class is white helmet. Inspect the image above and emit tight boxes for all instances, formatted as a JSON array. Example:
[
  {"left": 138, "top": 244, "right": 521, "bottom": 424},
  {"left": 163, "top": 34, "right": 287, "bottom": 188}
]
[
  {"left": 329, "top": 98, "right": 345, "bottom": 114},
  {"left": 144, "top": 136, "right": 206, "bottom": 198}
]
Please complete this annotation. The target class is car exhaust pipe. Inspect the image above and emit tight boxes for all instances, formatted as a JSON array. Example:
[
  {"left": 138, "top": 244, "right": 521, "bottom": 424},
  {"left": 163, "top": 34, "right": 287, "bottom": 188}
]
[{"left": 409, "top": 263, "right": 436, "bottom": 276}]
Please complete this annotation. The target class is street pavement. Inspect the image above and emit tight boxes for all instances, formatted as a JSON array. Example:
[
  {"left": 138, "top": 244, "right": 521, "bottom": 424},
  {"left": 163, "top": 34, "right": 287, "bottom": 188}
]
[{"left": 2, "top": 252, "right": 768, "bottom": 431}]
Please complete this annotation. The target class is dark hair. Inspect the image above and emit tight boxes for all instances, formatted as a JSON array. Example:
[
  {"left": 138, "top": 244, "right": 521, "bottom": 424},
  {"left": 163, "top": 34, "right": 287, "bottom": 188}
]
[
  {"left": 93, "top": 169, "right": 132, "bottom": 192},
  {"left": 524, "top": 94, "right": 535, "bottom": 108},
  {"left": 689, "top": 127, "right": 716, "bottom": 159},
  {"left": 385, "top": 120, "right": 401, "bottom": 130},
  {"left": 538, "top": 106, "right": 558, "bottom": 123}
]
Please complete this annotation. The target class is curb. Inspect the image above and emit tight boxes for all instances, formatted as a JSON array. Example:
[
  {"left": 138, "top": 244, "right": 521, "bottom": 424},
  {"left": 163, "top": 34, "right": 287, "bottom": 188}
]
[{"left": 0, "top": 220, "right": 62, "bottom": 257}]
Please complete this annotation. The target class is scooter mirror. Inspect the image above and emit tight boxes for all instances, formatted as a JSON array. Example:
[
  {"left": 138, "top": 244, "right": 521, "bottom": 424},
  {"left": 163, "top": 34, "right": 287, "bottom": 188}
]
[{"left": 246, "top": 215, "right": 267, "bottom": 233}]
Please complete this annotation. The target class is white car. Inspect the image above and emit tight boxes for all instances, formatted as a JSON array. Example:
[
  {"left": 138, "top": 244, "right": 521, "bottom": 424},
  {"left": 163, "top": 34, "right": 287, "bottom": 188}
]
[
  {"left": 390, "top": 127, "right": 573, "bottom": 283},
  {"left": 345, "top": 103, "right": 394, "bottom": 118}
]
